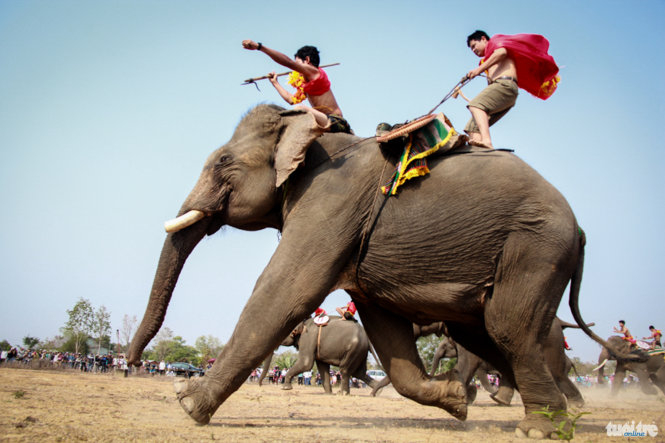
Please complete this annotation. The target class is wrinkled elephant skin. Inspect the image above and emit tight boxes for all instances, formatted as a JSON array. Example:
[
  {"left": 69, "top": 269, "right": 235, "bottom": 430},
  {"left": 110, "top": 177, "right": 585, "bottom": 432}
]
[{"left": 129, "top": 104, "right": 615, "bottom": 437}]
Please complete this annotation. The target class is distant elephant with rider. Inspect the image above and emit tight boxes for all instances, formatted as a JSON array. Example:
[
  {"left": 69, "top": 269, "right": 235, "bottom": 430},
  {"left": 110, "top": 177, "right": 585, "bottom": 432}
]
[
  {"left": 258, "top": 315, "right": 379, "bottom": 394},
  {"left": 596, "top": 336, "right": 665, "bottom": 396}
]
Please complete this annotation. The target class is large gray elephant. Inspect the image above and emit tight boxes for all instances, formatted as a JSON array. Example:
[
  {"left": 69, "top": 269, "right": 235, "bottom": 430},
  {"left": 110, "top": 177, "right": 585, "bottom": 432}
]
[
  {"left": 128, "top": 104, "right": 633, "bottom": 438},
  {"left": 258, "top": 315, "right": 379, "bottom": 394},
  {"left": 596, "top": 336, "right": 665, "bottom": 395}
]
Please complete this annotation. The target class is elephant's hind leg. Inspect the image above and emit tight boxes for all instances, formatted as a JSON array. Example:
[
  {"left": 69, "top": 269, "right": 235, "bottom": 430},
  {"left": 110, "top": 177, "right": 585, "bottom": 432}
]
[
  {"left": 485, "top": 236, "right": 572, "bottom": 438},
  {"left": 369, "top": 375, "right": 390, "bottom": 396},
  {"left": 316, "top": 361, "right": 333, "bottom": 394},
  {"left": 356, "top": 302, "right": 467, "bottom": 420}
]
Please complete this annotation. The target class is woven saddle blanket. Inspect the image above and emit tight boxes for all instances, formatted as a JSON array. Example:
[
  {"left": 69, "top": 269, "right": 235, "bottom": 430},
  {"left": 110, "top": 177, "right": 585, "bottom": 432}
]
[{"left": 379, "top": 113, "right": 461, "bottom": 196}]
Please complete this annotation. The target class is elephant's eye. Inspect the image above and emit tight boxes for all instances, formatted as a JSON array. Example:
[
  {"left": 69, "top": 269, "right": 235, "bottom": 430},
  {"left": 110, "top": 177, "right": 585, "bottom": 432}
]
[{"left": 217, "top": 155, "right": 232, "bottom": 166}]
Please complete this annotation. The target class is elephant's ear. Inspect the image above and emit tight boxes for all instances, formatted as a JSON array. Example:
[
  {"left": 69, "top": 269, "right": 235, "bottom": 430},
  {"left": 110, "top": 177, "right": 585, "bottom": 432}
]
[{"left": 274, "top": 109, "right": 328, "bottom": 188}]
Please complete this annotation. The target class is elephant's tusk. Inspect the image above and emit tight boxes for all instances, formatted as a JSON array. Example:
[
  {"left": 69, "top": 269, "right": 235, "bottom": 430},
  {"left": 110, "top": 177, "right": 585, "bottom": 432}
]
[
  {"left": 592, "top": 358, "right": 608, "bottom": 371},
  {"left": 164, "top": 210, "right": 206, "bottom": 233}
]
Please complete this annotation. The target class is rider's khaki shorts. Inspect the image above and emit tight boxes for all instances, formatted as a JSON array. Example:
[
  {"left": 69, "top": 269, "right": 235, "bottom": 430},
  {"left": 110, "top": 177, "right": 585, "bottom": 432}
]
[{"left": 464, "top": 79, "right": 519, "bottom": 134}]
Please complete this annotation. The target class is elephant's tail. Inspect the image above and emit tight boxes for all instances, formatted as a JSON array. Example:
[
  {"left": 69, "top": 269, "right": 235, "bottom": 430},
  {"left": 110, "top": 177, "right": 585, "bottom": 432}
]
[
  {"left": 568, "top": 227, "right": 648, "bottom": 362},
  {"left": 258, "top": 351, "right": 275, "bottom": 386},
  {"left": 368, "top": 344, "right": 382, "bottom": 370}
]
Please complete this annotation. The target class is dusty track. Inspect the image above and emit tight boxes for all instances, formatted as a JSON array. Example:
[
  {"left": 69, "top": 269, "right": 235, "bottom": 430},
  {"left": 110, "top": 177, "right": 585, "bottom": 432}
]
[{"left": 1, "top": 367, "right": 664, "bottom": 442}]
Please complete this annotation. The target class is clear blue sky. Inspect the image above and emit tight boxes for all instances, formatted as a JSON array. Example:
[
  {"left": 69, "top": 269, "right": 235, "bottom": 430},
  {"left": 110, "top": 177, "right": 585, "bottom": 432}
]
[{"left": 1, "top": 0, "right": 663, "bottom": 363}]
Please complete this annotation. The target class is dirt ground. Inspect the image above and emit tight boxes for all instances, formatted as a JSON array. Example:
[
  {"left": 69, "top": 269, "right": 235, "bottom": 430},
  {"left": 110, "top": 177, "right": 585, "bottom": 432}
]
[{"left": 1, "top": 367, "right": 664, "bottom": 442}]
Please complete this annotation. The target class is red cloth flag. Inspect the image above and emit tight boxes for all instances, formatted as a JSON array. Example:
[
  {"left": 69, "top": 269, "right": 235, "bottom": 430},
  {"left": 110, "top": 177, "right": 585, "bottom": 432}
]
[{"left": 484, "top": 34, "right": 560, "bottom": 100}]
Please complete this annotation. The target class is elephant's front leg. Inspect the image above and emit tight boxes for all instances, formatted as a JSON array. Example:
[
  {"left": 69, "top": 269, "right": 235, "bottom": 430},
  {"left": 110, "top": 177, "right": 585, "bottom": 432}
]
[
  {"left": 490, "top": 376, "right": 515, "bottom": 406},
  {"left": 611, "top": 365, "right": 627, "bottom": 396},
  {"left": 428, "top": 345, "right": 446, "bottom": 378},
  {"left": 282, "top": 355, "right": 314, "bottom": 390},
  {"left": 356, "top": 302, "right": 467, "bottom": 420},
  {"left": 174, "top": 231, "right": 354, "bottom": 423}
]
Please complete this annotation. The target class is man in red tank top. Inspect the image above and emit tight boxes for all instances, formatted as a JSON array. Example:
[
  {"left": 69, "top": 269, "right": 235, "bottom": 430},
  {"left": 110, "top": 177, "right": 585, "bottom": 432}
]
[{"left": 242, "top": 40, "right": 352, "bottom": 133}]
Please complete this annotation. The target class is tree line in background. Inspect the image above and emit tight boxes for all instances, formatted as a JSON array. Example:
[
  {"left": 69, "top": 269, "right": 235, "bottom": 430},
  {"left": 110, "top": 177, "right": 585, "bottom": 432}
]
[
  {"left": 1, "top": 298, "right": 605, "bottom": 375},
  {"left": 0, "top": 298, "right": 225, "bottom": 368}
]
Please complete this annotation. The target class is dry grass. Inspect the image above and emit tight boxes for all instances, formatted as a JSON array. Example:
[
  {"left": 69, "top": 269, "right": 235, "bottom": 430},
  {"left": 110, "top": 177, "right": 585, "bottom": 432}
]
[{"left": 1, "top": 367, "right": 664, "bottom": 442}]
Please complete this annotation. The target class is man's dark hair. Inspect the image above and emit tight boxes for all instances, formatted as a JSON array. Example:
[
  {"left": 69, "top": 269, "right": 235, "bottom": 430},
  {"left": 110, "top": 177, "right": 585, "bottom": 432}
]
[
  {"left": 294, "top": 45, "right": 320, "bottom": 67},
  {"left": 467, "top": 30, "right": 490, "bottom": 47},
  {"left": 619, "top": 320, "right": 625, "bottom": 324},
  {"left": 650, "top": 325, "right": 655, "bottom": 329}
]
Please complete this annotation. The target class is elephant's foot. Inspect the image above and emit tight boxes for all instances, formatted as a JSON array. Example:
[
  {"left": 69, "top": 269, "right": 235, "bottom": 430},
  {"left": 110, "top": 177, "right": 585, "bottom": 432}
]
[
  {"left": 428, "top": 379, "right": 468, "bottom": 421},
  {"left": 174, "top": 378, "right": 220, "bottom": 425},
  {"left": 567, "top": 395, "right": 585, "bottom": 409},
  {"left": 281, "top": 384, "right": 293, "bottom": 391},
  {"left": 466, "top": 384, "right": 477, "bottom": 405},
  {"left": 490, "top": 386, "right": 514, "bottom": 406},
  {"left": 514, "top": 413, "right": 560, "bottom": 440}
]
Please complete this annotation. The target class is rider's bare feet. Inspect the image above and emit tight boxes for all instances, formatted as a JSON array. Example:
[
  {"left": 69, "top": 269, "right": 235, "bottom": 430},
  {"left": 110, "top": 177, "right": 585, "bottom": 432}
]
[
  {"left": 469, "top": 139, "right": 494, "bottom": 149},
  {"left": 468, "top": 134, "right": 494, "bottom": 150}
]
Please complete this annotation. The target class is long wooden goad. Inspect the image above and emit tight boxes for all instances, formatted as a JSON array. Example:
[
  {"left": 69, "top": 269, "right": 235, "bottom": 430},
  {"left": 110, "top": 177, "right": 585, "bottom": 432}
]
[{"left": 242, "top": 63, "right": 340, "bottom": 85}]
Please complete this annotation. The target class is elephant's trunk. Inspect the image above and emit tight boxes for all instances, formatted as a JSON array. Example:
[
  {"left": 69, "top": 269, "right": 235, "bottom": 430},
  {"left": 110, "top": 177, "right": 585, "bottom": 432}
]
[{"left": 127, "top": 221, "right": 208, "bottom": 366}]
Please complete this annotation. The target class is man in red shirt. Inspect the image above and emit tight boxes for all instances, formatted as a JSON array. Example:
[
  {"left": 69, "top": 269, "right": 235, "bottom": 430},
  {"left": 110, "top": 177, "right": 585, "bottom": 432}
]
[
  {"left": 336, "top": 301, "right": 357, "bottom": 321},
  {"left": 242, "top": 40, "right": 351, "bottom": 133},
  {"left": 462, "top": 30, "right": 559, "bottom": 149}
]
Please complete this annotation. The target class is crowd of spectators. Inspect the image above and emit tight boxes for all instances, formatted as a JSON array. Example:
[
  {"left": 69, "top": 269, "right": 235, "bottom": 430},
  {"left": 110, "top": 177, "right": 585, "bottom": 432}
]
[
  {"left": 0, "top": 346, "right": 129, "bottom": 373},
  {"left": 251, "top": 366, "right": 365, "bottom": 388},
  {"left": 0, "top": 346, "right": 214, "bottom": 378},
  {"left": 1, "top": 346, "right": 644, "bottom": 391}
]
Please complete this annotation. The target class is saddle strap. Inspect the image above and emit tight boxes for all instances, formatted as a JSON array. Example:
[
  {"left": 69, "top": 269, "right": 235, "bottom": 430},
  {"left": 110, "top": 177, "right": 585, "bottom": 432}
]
[{"left": 316, "top": 325, "right": 323, "bottom": 360}]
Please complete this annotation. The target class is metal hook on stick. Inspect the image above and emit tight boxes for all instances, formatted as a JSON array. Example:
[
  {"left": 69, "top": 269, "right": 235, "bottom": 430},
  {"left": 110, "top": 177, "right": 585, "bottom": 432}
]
[
  {"left": 241, "top": 63, "right": 341, "bottom": 88},
  {"left": 425, "top": 75, "right": 474, "bottom": 116}
]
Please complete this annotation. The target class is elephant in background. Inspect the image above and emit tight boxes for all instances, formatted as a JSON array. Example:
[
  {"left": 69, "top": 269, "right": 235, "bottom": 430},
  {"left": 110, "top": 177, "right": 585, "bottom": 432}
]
[
  {"left": 258, "top": 315, "right": 379, "bottom": 394},
  {"left": 373, "top": 318, "right": 583, "bottom": 408},
  {"left": 437, "top": 318, "right": 585, "bottom": 408},
  {"left": 128, "top": 104, "right": 634, "bottom": 438},
  {"left": 370, "top": 322, "right": 450, "bottom": 397},
  {"left": 369, "top": 331, "right": 498, "bottom": 400},
  {"left": 429, "top": 337, "right": 499, "bottom": 402},
  {"left": 596, "top": 336, "right": 665, "bottom": 396}
]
